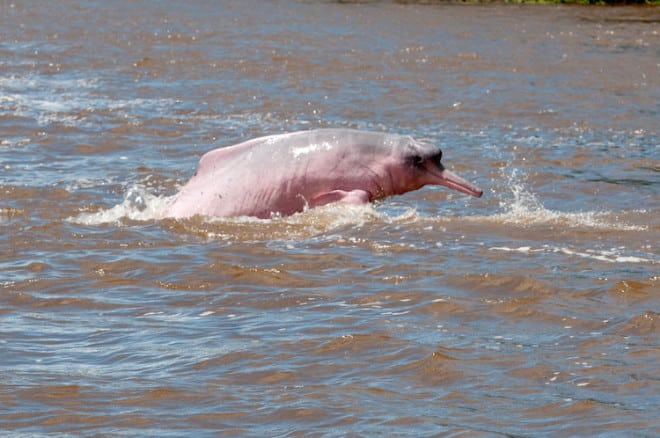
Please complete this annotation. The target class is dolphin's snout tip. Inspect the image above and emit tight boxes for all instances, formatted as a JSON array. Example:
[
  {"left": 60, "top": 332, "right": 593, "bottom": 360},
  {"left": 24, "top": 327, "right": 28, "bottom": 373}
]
[{"left": 464, "top": 187, "right": 483, "bottom": 198}]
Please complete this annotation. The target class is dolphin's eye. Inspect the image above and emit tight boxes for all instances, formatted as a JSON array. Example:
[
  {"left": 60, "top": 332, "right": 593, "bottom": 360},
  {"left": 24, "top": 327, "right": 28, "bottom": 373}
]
[{"left": 411, "top": 155, "right": 424, "bottom": 167}]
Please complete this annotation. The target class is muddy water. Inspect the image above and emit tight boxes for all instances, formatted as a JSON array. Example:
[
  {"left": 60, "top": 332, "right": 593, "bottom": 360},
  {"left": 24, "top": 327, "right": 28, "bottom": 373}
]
[{"left": 1, "top": 1, "right": 658, "bottom": 436}]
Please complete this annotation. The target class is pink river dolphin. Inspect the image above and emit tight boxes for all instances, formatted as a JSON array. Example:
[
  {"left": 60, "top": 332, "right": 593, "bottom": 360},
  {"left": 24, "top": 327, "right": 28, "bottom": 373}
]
[{"left": 162, "top": 128, "right": 483, "bottom": 219}]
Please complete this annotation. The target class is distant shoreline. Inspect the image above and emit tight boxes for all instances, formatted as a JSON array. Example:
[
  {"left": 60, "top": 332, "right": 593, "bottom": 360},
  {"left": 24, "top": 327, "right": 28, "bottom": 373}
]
[{"left": 337, "top": 0, "right": 659, "bottom": 5}]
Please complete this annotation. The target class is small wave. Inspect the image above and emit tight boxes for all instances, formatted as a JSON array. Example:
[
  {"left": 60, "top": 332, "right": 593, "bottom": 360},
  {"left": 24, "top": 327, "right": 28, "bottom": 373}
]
[
  {"left": 485, "top": 206, "right": 645, "bottom": 232},
  {"left": 0, "top": 137, "right": 31, "bottom": 147},
  {"left": 490, "top": 245, "right": 656, "bottom": 264},
  {"left": 0, "top": 207, "right": 25, "bottom": 222}
]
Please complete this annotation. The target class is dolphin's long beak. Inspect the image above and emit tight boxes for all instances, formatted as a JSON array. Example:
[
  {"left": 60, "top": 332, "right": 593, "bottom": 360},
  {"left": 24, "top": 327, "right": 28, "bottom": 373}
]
[
  {"left": 437, "top": 168, "right": 483, "bottom": 197},
  {"left": 427, "top": 161, "right": 483, "bottom": 198}
]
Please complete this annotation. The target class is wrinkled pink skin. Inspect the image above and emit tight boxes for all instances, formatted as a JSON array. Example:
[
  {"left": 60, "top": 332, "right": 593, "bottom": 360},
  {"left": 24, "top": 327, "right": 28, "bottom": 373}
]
[{"left": 163, "top": 129, "right": 483, "bottom": 219}]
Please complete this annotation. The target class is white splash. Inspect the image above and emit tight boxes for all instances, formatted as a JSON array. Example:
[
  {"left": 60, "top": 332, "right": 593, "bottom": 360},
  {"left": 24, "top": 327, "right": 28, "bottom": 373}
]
[
  {"left": 485, "top": 168, "right": 646, "bottom": 231},
  {"left": 69, "top": 185, "right": 171, "bottom": 225}
]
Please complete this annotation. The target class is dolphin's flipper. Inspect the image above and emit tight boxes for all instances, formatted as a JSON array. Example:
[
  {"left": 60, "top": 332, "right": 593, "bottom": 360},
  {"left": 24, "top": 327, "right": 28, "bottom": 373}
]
[{"left": 311, "top": 189, "right": 370, "bottom": 207}]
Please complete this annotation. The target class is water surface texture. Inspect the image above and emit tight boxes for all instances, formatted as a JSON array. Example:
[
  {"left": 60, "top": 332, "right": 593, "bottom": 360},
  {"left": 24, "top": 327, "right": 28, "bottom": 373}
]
[{"left": 1, "top": 1, "right": 658, "bottom": 436}]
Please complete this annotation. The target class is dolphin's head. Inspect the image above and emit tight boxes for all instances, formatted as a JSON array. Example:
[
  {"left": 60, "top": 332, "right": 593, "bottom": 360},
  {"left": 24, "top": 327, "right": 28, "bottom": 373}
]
[{"left": 394, "top": 136, "right": 483, "bottom": 198}]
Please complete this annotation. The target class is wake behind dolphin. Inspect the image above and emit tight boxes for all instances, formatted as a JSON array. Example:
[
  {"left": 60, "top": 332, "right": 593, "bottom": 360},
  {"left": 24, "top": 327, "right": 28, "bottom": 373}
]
[{"left": 162, "top": 129, "right": 483, "bottom": 219}]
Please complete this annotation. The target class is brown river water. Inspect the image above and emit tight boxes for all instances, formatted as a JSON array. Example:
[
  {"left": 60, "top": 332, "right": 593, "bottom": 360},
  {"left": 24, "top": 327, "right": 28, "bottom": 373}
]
[{"left": 1, "top": 1, "right": 658, "bottom": 436}]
